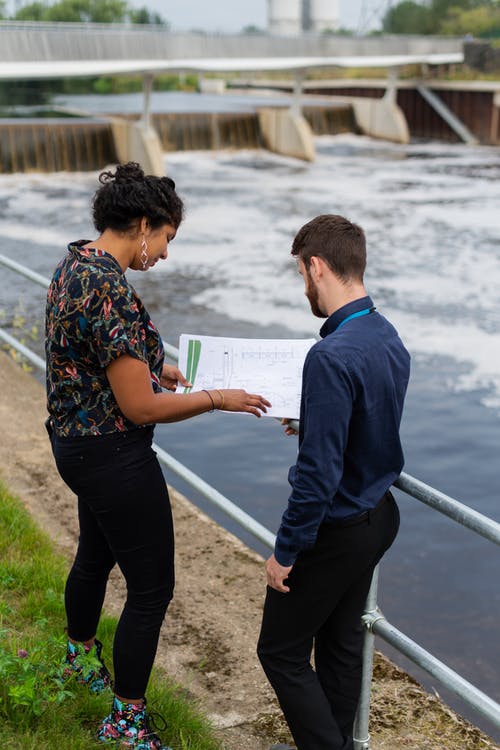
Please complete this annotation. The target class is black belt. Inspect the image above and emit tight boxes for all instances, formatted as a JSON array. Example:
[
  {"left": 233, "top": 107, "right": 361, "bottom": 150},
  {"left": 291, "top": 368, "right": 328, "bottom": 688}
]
[{"left": 326, "top": 491, "right": 392, "bottom": 528}]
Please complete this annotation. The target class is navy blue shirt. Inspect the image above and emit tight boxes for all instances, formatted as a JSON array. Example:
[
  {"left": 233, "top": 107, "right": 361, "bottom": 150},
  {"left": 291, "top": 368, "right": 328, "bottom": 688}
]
[{"left": 275, "top": 296, "right": 410, "bottom": 566}]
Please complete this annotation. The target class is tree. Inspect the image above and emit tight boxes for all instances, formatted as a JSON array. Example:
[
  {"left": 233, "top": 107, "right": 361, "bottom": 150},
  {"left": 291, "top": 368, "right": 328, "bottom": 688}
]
[
  {"left": 0, "top": 1, "right": 5, "bottom": 19},
  {"left": 45, "top": 0, "right": 129, "bottom": 23},
  {"left": 129, "top": 6, "right": 167, "bottom": 25},
  {"left": 440, "top": 3, "right": 500, "bottom": 35},
  {"left": 241, "top": 24, "right": 265, "bottom": 34},
  {"left": 11, "top": 0, "right": 167, "bottom": 24},
  {"left": 381, "top": 0, "right": 500, "bottom": 34},
  {"left": 382, "top": 0, "right": 434, "bottom": 33},
  {"left": 430, "top": 0, "right": 483, "bottom": 22},
  {"left": 13, "top": 2, "right": 47, "bottom": 21}
]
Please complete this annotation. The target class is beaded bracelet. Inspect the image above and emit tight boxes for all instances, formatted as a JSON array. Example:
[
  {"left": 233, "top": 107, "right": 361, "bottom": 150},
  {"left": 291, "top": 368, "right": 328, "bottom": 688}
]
[{"left": 202, "top": 389, "right": 216, "bottom": 412}]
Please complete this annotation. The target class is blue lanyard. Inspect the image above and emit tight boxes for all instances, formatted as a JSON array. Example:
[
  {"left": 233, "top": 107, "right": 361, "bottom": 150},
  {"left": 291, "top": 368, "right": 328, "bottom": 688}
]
[{"left": 336, "top": 307, "right": 374, "bottom": 331}]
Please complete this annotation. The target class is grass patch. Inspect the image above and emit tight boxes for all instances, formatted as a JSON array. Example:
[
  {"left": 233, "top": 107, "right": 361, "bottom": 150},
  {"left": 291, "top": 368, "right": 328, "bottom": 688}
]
[{"left": 0, "top": 481, "right": 222, "bottom": 750}]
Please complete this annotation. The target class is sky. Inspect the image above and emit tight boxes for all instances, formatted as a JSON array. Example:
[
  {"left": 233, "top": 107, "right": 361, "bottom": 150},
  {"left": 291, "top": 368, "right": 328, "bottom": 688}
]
[
  {"left": 133, "top": 1, "right": 388, "bottom": 33},
  {"left": 4, "top": 0, "right": 389, "bottom": 33}
]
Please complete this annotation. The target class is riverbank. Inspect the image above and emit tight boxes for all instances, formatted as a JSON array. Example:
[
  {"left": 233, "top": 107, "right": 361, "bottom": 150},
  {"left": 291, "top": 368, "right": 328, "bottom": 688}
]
[{"left": 0, "top": 349, "right": 497, "bottom": 750}]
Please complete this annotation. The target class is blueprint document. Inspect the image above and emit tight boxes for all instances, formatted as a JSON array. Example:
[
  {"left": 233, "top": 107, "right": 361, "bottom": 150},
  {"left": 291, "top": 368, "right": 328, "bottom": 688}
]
[{"left": 176, "top": 334, "right": 316, "bottom": 419}]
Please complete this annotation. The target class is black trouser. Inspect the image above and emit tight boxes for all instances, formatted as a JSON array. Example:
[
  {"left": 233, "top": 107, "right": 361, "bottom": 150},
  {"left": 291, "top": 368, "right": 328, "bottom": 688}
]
[
  {"left": 51, "top": 426, "right": 174, "bottom": 699},
  {"left": 257, "top": 492, "right": 399, "bottom": 750}
]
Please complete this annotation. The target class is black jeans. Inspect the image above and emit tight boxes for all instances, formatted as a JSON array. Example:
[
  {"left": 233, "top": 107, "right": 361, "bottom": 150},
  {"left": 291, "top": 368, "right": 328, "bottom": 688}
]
[
  {"left": 257, "top": 492, "right": 400, "bottom": 750},
  {"left": 51, "top": 426, "right": 174, "bottom": 699}
]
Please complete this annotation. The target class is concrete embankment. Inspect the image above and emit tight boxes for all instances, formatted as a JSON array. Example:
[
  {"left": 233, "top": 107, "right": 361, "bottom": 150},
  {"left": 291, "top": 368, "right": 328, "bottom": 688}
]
[{"left": 0, "top": 350, "right": 497, "bottom": 750}]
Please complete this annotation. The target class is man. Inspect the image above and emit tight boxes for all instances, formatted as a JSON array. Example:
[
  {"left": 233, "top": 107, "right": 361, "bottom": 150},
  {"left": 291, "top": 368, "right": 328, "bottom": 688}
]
[{"left": 257, "top": 215, "right": 410, "bottom": 750}]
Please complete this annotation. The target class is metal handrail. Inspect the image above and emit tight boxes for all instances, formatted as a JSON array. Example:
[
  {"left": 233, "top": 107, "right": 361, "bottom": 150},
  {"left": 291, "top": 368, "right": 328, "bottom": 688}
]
[
  {"left": 0, "top": 327, "right": 46, "bottom": 371},
  {"left": 395, "top": 472, "right": 500, "bottom": 545},
  {"left": 1, "top": 253, "right": 499, "bottom": 743}
]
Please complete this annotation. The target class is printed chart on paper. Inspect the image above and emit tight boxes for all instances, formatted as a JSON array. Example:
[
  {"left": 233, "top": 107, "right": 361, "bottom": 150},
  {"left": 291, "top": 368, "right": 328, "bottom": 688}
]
[{"left": 176, "top": 334, "right": 316, "bottom": 419}]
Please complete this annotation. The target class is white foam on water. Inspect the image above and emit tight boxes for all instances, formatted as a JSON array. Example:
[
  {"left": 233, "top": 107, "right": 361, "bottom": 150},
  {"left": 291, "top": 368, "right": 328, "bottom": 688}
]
[
  {"left": 162, "top": 137, "right": 500, "bottom": 413},
  {"left": 1, "top": 136, "right": 499, "bottom": 413},
  {"left": 0, "top": 170, "right": 97, "bottom": 247}
]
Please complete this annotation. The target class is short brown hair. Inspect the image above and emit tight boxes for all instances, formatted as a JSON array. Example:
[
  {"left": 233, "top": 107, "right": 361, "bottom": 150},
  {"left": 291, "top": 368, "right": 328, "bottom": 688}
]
[{"left": 291, "top": 214, "right": 366, "bottom": 283}]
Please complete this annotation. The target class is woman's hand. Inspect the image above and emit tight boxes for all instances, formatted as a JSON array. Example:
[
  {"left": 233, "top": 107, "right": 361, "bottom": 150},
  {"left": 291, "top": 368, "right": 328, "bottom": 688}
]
[
  {"left": 161, "top": 364, "right": 191, "bottom": 392},
  {"left": 218, "top": 389, "right": 271, "bottom": 418},
  {"left": 107, "top": 356, "right": 270, "bottom": 425}
]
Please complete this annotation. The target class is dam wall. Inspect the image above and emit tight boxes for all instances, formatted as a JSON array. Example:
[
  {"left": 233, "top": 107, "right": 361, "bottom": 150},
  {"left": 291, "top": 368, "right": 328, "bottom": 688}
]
[
  {"left": 0, "top": 104, "right": 355, "bottom": 173},
  {"left": 246, "top": 79, "right": 500, "bottom": 145}
]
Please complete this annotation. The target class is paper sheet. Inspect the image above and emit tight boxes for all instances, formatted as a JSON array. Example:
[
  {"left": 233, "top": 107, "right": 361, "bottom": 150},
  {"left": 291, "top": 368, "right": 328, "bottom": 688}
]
[{"left": 176, "top": 334, "right": 316, "bottom": 419}]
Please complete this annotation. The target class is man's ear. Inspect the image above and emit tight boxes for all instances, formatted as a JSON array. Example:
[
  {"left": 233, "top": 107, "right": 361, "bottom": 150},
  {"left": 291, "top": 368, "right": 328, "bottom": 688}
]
[{"left": 309, "top": 255, "right": 325, "bottom": 280}]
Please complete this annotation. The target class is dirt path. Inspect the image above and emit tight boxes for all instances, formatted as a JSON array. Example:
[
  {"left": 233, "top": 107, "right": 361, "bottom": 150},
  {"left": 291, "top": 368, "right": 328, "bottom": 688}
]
[{"left": 0, "top": 350, "right": 497, "bottom": 750}]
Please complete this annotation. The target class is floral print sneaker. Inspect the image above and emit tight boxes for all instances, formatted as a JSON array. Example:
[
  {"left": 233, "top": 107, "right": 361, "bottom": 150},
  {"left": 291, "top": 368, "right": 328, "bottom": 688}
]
[
  {"left": 60, "top": 638, "right": 112, "bottom": 694},
  {"left": 98, "top": 696, "right": 172, "bottom": 749}
]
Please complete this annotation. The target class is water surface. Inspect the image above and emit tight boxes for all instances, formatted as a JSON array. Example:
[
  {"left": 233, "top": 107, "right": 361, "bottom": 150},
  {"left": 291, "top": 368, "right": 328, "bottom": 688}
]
[{"left": 0, "top": 133, "right": 499, "bottom": 738}]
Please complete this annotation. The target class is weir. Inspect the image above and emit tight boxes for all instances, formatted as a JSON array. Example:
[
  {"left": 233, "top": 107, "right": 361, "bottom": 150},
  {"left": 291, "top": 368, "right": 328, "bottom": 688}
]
[
  {"left": 0, "top": 21, "right": 469, "bottom": 167},
  {"left": 294, "top": 79, "right": 500, "bottom": 145},
  {"left": 0, "top": 117, "right": 116, "bottom": 173},
  {"left": 0, "top": 104, "right": 355, "bottom": 174}
]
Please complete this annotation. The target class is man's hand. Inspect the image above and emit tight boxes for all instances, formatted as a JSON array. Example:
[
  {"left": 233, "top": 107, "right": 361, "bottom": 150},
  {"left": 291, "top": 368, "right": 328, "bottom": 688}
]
[
  {"left": 160, "top": 364, "right": 191, "bottom": 392},
  {"left": 280, "top": 418, "right": 299, "bottom": 436},
  {"left": 266, "top": 554, "right": 293, "bottom": 593}
]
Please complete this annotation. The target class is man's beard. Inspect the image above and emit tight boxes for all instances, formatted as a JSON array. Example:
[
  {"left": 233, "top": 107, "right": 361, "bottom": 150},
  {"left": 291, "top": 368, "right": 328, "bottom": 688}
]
[{"left": 305, "top": 273, "right": 327, "bottom": 318}]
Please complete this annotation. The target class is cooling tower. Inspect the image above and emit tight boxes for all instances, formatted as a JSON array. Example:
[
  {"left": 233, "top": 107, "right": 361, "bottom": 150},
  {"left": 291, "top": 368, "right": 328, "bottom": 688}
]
[
  {"left": 267, "top": 0, "right": 302, "bottom": 35},
  {"left": 308, "top": 0, "right": 340, "bottom": 32}
]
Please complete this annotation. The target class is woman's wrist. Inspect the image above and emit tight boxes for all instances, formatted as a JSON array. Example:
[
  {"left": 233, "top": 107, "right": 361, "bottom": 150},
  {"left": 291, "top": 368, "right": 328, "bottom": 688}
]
[
  {"left": 201, "top": 389, "right": 216, "bottom": 412},
  {"left": 215, "top": 389, "right": 225, "bottom": 411},
  {"left": 201, "top": 389, "right": 225, "bottom": 412}
]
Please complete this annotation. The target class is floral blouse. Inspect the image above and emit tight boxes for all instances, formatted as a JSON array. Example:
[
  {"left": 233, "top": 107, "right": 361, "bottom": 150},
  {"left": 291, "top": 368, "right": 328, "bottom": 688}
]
[{"left": 45, "top": 241, "right": 164, "bottom": 437}]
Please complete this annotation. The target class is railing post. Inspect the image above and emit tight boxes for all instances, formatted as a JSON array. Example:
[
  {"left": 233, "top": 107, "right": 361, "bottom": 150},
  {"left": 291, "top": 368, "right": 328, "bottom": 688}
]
[
  {"left": 142, "top": 73, "right": 154, "bottom": 129},
  {"left": 353, "top": 565, "right": 380, "bottom": 750}
]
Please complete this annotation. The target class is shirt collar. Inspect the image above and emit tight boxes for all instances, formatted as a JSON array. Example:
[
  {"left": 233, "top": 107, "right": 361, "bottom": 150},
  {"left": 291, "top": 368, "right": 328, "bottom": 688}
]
[
  {"left": 68, "top": 240, "right": 123, "bottom": 275},
  {"left": 319, "top": 295, "right": 374, "bottom": 338}
]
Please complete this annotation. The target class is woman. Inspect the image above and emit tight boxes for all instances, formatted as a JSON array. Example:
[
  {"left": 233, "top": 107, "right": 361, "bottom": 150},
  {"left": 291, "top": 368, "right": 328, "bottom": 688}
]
[{"left": 45, "top": 161, "right": 270, "bottom": 750}]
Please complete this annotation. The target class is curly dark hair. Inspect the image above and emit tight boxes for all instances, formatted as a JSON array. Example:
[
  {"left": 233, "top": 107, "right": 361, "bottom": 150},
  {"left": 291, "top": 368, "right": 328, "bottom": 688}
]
[{"left": 92, "top": 162, "right": 184, "bottom": 234}]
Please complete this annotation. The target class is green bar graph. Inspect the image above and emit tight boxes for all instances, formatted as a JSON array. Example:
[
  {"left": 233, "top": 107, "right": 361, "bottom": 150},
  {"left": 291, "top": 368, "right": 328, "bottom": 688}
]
[{"left": 184, "top": 338, "right": 201, "bottom": 393}]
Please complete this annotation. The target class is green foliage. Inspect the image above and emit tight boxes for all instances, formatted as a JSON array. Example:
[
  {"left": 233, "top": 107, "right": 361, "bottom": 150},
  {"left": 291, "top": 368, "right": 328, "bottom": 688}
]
[
  {"left": 46, "top": 0, "right": 128, "bottom": 23},
  {"left": 0, "top": 302, "right": 39, "bottom": 373},
  {"left": 0, "top": 481, "right": 224, "bottom": 749},
  {"left": 430, "top": 0, "right": 483, "bottom": 23},
  {"left": 0, "top": 633, "right": 73, "bottom": 725},
  {"left": 92, "top": 75, "right": 142, "bottom": 94},
  {"left": 13, "top": 1, "right": 46, "bottom": 21},
  {"left": 331, "top": 27, "right": 356, "bottom": 36},
  {"left": 129, "top": 6, "right": 167, "bottom": 26},
  {"left": 382, "top": 0, "right": 500, "bottom": 36},
  {"left": 0, "top": 80, "right": 54, "bottom": 107},
  {"left": 11, "top": 0, "right": 167, "bottom": 24},
  {"left": 154, "top": 73, "right": 199, "bottom": 91},
  {"left": 383, "top": 0, "right": 434, "bottom": 33},
  {"left": 440, "top": 3, "right": 500, "bottom": 35},
  {"left": 241, "top": 24, "right": 265, "bottom": 34}
]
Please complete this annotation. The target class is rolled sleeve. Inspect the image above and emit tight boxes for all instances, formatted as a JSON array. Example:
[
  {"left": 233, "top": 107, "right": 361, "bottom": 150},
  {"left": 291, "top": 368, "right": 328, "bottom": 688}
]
[{"left": 274, "top": 350, "right": 353, "bottom": 566}]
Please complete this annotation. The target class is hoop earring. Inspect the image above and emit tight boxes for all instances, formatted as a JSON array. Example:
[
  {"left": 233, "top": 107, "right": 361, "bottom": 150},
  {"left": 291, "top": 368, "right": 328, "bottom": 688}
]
[{"left": 140, "top": 236, "right": 149, "bottom": 270}]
